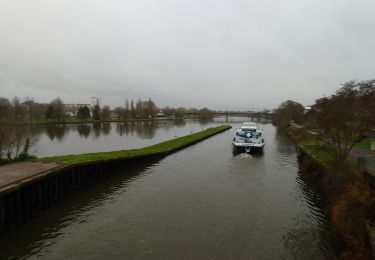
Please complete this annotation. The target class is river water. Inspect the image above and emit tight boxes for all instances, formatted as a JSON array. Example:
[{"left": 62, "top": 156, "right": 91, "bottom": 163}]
[
  {"left": 0, "top": 120, "right": 342, "bottom": 259},
  {"left": 1, "top": 118, "right": 224, "bottom": 157}
]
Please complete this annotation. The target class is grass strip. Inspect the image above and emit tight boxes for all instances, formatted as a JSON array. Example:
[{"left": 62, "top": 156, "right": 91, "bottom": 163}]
[
  {"left": 40, "top": 125, "right": 231, "bottom": 165},
  {"left": 288, "top": 123, "right": 333, "bottom": 168},
  {"left": 354, "top": 138, "right": 371, "bottom": 150}
]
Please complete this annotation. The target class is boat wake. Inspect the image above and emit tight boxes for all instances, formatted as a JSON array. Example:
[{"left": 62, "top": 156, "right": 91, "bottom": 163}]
[{"left": 233, "top": 153, "right": 253, "bottom": 159}]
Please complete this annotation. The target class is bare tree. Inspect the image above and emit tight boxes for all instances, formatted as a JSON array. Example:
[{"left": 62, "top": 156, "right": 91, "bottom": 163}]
[
  {"left": 12, "top": 96, "right": 26, "bottom": 121},
  {"left": 310, "top": 79, "right": 375, "bottom": 162},
  {"left": 272, "top": 100, "right": 305, "bottom": 127},
  {"left": 0, "top": 97, "right": 11, "bottom": 121},
  {"left": 175, "top": 107, "right": 187, "bottom": 118},
  {"left": 101, "top": 105, "right": 111, "bottom": 120},
  {"left": 113, "top": 106, "right": 124, "bottom": 120},
  {"left": 0, "top": 126, "right": 35, "bottom": 161},
  {"left": 50, "top": 97, "right": 66, "bottom": 121}
]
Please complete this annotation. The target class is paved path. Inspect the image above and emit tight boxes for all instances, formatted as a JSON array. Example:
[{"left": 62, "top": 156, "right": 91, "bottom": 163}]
[
  {"left": 350, "top": 147, "right": 375, "bottom": 159},
  {"left": 350, "top": 147, "right": 375, "bottom": 174},
  {"left": 0, "top": 161, "right": 64, "bottom": 191}
]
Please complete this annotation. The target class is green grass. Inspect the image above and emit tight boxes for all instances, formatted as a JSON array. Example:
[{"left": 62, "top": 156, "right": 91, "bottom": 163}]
[
  {"left": 289, "top": 123, "right": 334, "bottom": 168},
  {"left": 303, "top": 144, "right": 333, "bottom": 167},
  {"left": 40, "top": 125, "right": 231, "bottom": 165},
  {"left": 288, "top": 123, "right": 367, "bottom": 169},
  {"left": 354, "top": 138, "right": 371, "bottom": 150}
]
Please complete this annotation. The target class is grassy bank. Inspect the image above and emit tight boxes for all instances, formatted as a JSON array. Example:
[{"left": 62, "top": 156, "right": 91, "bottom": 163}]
[
  {"left": 288, "top": 123, "right": 373, "bottom": 168},
  {"left": 40, "top": 125, "right": 231, "bottom": 165},
  {"left": 354, "top": 138, "right": 372, "bottom": 150},
  {"left": 287, "top": 123, "right": 375, "bottom": 258},
  {"left": 287, "top": 123, "right": 333, "bottom": 168}
]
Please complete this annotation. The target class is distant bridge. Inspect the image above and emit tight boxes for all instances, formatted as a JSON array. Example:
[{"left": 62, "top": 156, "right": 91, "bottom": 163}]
[{"left": 186, "top": 111, "right": 273, "bottom": 118}]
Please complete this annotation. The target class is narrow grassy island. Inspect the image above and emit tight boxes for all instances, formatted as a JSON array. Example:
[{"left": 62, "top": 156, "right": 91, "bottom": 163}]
[{"left": 40, "top": 125, "right": 231, "bottom": 165}]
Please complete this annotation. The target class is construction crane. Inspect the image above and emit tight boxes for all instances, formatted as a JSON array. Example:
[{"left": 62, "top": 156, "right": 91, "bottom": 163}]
[{"left": 91, "top": 97, "right": 101, "bottom": 107}]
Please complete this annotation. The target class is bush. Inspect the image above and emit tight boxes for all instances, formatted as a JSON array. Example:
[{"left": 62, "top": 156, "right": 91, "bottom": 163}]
[{"left": 329, "top": 179, "right": 375, "bottom": 258}]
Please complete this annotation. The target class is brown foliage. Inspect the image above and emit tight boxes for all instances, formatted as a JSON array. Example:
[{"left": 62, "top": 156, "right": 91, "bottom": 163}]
[{"left": 331, "top": 180, "right": 375, "bottom": 258}]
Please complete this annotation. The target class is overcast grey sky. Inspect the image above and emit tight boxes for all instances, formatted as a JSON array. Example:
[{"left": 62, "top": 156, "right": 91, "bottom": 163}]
[{"left": 0, "top": 0, "right": 374, "bottom": 110}]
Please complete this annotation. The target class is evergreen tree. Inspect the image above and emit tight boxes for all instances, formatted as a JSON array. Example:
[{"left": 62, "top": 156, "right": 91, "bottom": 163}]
[
  {"left": 77, "top": 105, "right": 91, "bottom": 119},
  {"left": 130, "top": 99, "right": 135, "bottom": 119},
  {"left": 136, "top": 99, "right": 142, "bottom": 118},
  {"left": 92, "top": 104, "right": 101, "bottom": 120},
  {"left": 125, "top": 99, "right": 130, "bottom": 119},
  {"left": 45, "top": 105, "right": 55, "bottom": 119}
]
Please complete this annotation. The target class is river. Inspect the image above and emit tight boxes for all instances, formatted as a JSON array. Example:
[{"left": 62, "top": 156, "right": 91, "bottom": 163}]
[
  {"left": 0, "top": 120, "right": 342, "bottom": 259},
  {"left": 1, "top": 117, "right": 226, "bottom": 157}
]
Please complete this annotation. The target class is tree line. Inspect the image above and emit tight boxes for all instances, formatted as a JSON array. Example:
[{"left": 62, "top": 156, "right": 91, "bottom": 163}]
[{"left": 0, "top": 96, "right": 213, "bottom": 123}]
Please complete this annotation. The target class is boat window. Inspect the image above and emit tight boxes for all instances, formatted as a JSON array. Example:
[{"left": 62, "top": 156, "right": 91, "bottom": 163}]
[{"left": 238, "top": 130, "right": 256, "bottom": 137}]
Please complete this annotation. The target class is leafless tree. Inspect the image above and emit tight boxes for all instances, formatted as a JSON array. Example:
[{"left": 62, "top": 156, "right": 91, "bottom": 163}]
[{"left": 310, "top": 79, "right": 375, "bottom": 162}]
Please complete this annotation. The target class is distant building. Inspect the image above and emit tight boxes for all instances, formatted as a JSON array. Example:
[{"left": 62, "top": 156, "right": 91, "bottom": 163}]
[
  {"left": 304, "top": 106, "right": 312, "bottom": 114},
  {"left": 63, "top": 104, "right": 91, "bottom": 116},
  {"left": 155, "top": 111, "right": 166, "bottom": 118}
]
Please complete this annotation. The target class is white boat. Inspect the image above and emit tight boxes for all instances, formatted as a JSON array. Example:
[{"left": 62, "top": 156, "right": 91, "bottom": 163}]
[{"left": 232, "top": 122, "right": 265, "bottom": 153}]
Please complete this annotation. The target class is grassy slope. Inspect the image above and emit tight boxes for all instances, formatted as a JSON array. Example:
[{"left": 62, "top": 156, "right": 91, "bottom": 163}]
[
  {"left": 288, "top": 123, "right": 333, "bottom": 167},
  {"left": 288, "top": 123, "right": 372, "bottom": 167},
  {"left": 354, "top": 138, "right": 371, "bottom": 150},
  {"left": 40, "top": 125, "right": 231, "bottom": 165}
]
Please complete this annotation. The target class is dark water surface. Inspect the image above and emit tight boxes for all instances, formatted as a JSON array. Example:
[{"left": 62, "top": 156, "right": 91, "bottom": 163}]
[{"left": 0, "top": 122, "right": 340, "bottom": 259}]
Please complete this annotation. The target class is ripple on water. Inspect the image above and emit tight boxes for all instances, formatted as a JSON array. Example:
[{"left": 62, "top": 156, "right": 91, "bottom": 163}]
[{"left": 0, "top": 122, "right": 343, "bottom": 259}]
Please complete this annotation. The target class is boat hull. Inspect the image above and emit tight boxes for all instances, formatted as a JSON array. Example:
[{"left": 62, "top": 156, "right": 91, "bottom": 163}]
[{"left": 232, "top": 142, "right": 264, "bottom": 153}]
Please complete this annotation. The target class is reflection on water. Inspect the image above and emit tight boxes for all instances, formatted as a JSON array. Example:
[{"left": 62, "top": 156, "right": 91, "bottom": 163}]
[
  {"left": 45, "top": 124, "right": 68, "bottom": 141},
  {"left": 0, "top": 158, "right": 163, "bottom": 260},
  {"left": 0, "top": 117, "right": 225, "bottom": 157},
  {"left": 1, "top": 116, "right": 271, "bottom": 158},
  {"left": 282, "top": 169, "right": 339, "bottom": 259},
  {"left": 0, "top": 122, "right": 345, "bottom": 259},
  {"left": 77, "top": 124, "right": 91, "bottom": 138}
]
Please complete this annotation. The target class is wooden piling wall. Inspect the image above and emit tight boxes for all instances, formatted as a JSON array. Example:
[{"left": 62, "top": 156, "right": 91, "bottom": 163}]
[
  {"left": 0, "top": 155, "right": 162, "bottom": 233},
  {"left": 0, "top": 125, "right": 231, "bottom": 233}
]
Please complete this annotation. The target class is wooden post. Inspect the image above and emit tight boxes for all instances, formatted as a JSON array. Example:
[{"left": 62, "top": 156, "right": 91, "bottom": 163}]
[{"left": 0, "top": 197, "right": 4, "bottom": 232}]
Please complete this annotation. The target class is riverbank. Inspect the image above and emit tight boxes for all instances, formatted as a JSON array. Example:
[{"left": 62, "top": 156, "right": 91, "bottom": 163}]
[
  {"left": 40, "top": 125, "right": 231, "bottom": 164},
  {"left": 0, "top": 125, "right": 231, "bottom": 232},
  {"left": 287, "top": 123, "right": 375, "bottom": 259}
]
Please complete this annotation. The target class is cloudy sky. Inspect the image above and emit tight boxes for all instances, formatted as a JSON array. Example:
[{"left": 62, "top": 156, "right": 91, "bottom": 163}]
[{"left": 0, "top": 0, "right": 374, "bottom": 110}]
